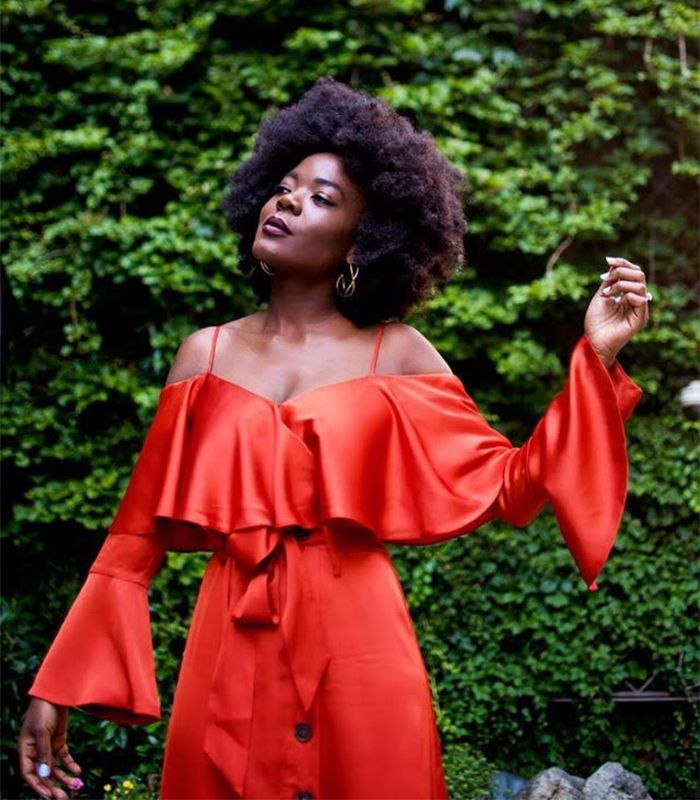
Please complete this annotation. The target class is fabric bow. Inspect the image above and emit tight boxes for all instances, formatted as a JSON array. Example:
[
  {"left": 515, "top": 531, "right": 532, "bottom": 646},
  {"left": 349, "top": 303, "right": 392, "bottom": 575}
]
[{"left": 202, "top": 524, "right": 341, "bottom": 797}]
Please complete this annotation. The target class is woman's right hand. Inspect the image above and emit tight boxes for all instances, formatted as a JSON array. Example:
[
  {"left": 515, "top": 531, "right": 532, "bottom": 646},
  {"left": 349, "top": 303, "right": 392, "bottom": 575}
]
[{"left": 18, "top": 698, "right": 84, "bottom": 799}]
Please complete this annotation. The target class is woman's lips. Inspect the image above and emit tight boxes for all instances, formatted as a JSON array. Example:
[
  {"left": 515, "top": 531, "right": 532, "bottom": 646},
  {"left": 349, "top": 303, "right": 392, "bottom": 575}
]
[
  {"left": 263, "top": 214, "right": 292, "bottom": 234},
  {"left": 262, "top": 221, "right": 291, "bottom": 236}
]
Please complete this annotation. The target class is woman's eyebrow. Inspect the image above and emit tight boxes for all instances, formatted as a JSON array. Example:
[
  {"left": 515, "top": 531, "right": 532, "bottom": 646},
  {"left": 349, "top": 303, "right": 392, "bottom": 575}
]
[{"left": 283, "top": 170, "right": 346, "bottom": 198}]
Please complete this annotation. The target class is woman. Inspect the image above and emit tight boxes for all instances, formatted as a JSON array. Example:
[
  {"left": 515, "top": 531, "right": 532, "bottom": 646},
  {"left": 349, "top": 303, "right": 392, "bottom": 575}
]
[{"left": 18, "top": 76, "right": 648, "bottom": 800}]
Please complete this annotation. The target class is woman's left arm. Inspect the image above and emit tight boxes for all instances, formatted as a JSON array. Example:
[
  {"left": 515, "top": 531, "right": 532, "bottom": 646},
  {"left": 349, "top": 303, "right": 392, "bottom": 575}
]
[
  {"left": 378, "top": 264, "right": 649, "bottom": 589},
  {"left": 488, "top": 257, "right": 650, "bottom": 589},
  {"left": 584, "top": 256, "right": 651, "bottom": 368}
]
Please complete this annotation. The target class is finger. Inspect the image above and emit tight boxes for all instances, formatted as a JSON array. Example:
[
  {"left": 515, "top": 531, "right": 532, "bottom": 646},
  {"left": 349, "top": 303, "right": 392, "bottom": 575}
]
[
  {"left": 32, "top": 728, "right": 61, "bottom": 797},
  {"left": 619, "top": 291, "right": 651, "bottom": 307},
  {"left": 601, "top": 265, "right": 646, "bottom": 282},
  {"left": 50, "top": 762, "right": 83, "bottom": 792},
  {"left": 54, "top": 742, "right": 82, "bottom": 777},
  {"left": 605, "top": 256, "right": 645, "bottom": 272},
  {"left": 22, "top": 774, "right": 54, "bottom": 799},
  {"left": 45, "top": 777, "right": 71, "bottom": 800},
  {"left": 18, "top": 739, "right": 54, "bottom": 798},
  {"left": 33, "top": 728, "right": 53, "bottom": 777},
  {"left": 602, "top": 279, "right": 648, "bottom": 298}
]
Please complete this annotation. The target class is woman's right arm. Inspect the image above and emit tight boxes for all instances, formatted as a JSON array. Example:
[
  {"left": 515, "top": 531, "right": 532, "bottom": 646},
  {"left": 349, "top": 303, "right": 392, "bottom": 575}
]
[
  {"left": 17, "top": 325, "right": 217, "bottom": 798},
  {"left": 18, "top": 532, "right": 168, "bottom": 798}
]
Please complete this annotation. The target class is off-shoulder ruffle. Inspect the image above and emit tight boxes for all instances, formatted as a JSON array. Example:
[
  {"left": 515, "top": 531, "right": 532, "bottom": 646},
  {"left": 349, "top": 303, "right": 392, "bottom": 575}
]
[{"left": 107, "top": 334, "right": 642, "bottom": 591}]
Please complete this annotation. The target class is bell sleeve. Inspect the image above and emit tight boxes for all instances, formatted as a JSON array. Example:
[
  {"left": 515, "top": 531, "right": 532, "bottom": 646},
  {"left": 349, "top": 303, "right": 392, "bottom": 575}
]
[
  {"left": 27, "top": 532, "right": 167, "bottom": 724},
  {"left": 365, "top": 333, "right": 643, "bottom": 592},
  {"left": 478, "top": 334, "right": 643, "bottom": 589},
  {"left": 26, "top": 376, "right": 225, "bottom": 723}
]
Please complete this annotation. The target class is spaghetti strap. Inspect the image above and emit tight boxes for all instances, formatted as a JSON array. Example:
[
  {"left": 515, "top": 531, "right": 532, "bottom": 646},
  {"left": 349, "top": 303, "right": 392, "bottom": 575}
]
[
  {"left": 368, "top": 323, "right": 385, "bottom": 375},
  {"left": 207, "top": 325, "right": 221, "bottom": 373}
]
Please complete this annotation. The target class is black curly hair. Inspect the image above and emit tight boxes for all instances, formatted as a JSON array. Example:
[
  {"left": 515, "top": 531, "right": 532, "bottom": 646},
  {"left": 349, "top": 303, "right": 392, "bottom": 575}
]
[{"left": 219, "top": 76, "right": 468, "bottom": 327}]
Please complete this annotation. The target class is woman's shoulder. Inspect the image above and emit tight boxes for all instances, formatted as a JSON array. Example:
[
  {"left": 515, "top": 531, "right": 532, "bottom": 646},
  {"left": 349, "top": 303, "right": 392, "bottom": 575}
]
[
  {"left": 163, "top": 316, "right": 453, "bottom": 385},
  {"left": 163, "top": 325, "right": 220, "bottom": 387},
  {"left": 163, "top": 314, "right": 261, "bottom": 386},
  {"left": 382, "top": 322, "right": 454, "bottom": 376}
]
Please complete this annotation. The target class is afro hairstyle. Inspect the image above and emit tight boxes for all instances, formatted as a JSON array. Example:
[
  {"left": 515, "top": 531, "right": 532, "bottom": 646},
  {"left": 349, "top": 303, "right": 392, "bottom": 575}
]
[{"left": 219, "top": 75, "right": 468, "bottom": 327}]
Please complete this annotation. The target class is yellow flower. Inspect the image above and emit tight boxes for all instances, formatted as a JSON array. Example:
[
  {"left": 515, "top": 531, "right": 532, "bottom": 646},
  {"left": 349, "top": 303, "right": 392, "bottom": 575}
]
[
  {"left": 104, "top": 784, "right": 112, "bottom": 792},
  {"left": 122, "top": 780, "right": 135, "bottom": 790}
]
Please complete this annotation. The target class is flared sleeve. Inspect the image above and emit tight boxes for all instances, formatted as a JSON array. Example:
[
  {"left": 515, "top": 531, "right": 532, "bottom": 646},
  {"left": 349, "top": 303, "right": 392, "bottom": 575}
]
[
  {"left": 488, "top": 335, "right": 643, "bottom": 586},
  {"left": 356, "top": 334, "right": 643, "bottom": 592},
  {"left": 27, "top": 532, "right": 167, "bottom": 724},
  {"left": 26, "top": 376, "right": 227, "bottom": 722}
]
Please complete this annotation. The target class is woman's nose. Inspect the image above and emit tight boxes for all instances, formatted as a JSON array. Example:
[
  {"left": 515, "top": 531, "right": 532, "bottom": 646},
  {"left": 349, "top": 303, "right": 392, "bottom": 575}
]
[{"left": 276, "top": 192, "right": 299, "bottom": 213}]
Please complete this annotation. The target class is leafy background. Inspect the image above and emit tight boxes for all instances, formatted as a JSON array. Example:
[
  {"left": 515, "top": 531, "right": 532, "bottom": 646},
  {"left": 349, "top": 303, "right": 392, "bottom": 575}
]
[{"left": 2, "top": 0, "right": 698, "bottom": 798}]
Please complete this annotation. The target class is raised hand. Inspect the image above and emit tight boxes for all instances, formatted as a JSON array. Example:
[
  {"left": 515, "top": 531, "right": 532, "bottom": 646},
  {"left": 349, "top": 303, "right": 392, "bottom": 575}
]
[{"left": 584, "top": 256, "right": 651, "bottom": 367}]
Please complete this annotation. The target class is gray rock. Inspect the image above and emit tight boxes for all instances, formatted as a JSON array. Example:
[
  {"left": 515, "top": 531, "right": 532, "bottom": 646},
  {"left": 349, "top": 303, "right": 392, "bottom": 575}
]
[
  {"left": 513, "top": 767, "right": 585, "bottom": 800},
  {"left": 583, "top": 762, "right": 652, "bottom": 800}
]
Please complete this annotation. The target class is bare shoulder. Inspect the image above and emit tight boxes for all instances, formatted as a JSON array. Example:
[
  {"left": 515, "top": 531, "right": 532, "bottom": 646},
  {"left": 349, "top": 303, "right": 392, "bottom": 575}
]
[
  {"left": 164, "top": 325, "right": 219, "bottom": 386},
  {"left": 383, "top": 322, "right": 453, "bottom": 375}
]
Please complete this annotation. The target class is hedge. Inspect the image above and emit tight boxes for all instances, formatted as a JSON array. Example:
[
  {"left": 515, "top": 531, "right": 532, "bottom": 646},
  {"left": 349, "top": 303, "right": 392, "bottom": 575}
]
[{"left": 2, "top": 1, "right": 697, "bottom": 798}]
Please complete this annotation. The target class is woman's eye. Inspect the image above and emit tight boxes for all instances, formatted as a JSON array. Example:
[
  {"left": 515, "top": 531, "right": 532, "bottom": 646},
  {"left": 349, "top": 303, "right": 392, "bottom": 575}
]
[{"left": 272, "top": 185, "right": 333, "bottom": 206}]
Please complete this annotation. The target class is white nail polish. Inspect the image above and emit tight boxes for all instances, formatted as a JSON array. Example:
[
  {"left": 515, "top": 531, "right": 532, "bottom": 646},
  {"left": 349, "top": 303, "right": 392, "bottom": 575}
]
[
  {"left": 602, "top": 286, "right": 612, "bottom": 295},
  {"left": 36, "top": 762, "right": 51, "bottom": 778},
  {"left": 599, "top": 272, "right": 610, "bottom": 280},
  {"left": 605, "top": 256, "right": 617, "bottom": 264}
]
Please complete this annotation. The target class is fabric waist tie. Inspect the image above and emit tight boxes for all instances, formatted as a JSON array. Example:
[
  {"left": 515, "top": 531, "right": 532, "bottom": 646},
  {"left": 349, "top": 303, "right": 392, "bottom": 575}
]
[{"left": 202, "top": 523, "right": 378, "bottom": 797}]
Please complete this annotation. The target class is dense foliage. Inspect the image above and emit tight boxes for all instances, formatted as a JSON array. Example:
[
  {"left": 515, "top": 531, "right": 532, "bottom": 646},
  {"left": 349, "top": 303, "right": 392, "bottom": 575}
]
[{"left": 2, "top": 1, "right": 697, "bottom": 798}]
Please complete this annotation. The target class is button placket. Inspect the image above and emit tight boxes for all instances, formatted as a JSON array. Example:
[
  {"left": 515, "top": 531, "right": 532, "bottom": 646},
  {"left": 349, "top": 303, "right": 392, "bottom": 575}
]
[{"left": 294, "top": 722, "right": 312, "bottom": 743}]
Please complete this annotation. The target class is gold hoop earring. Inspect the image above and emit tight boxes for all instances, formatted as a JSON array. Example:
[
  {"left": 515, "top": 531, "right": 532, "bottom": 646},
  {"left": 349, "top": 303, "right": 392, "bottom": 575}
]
[
  {"left": 259, "top": 260, "right": 275, "bottom": 276},
  {"left": 336, "top": 260, "right": 359, "bottom": 298}
]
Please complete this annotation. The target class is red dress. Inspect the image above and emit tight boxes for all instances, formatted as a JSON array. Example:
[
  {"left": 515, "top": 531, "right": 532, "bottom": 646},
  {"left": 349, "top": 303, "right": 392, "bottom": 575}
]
[{"left": 28, "top": 323, "right": 643, "bottom": 799}]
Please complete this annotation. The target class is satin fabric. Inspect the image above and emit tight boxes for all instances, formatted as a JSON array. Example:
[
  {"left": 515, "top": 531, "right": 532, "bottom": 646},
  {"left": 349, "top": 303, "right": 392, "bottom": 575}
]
[{"left": 28, "top": 331, "right": 642, "bottom": 799}]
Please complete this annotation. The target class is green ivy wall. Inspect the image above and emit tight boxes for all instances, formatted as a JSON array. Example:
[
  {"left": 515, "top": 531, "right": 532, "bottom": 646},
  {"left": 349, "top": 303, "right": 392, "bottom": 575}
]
[{"left": 2, "top": 1, "right": 698, "bottom": 798}]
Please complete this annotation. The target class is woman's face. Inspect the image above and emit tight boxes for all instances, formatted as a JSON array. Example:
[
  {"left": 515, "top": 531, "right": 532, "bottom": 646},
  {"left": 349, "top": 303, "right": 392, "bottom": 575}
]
[{"left": 252, "top": 152, "right": 366, "bottom": 278}]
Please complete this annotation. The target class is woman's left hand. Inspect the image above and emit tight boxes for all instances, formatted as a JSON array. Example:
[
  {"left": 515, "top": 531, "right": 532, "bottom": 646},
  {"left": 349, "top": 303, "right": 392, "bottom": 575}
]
[{"left": 584, "top": 256, "right": 651, "bottom": 368}]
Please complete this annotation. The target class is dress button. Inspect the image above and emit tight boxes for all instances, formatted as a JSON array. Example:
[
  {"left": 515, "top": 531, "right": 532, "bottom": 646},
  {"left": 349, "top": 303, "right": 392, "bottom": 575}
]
[
  {"left": 294, "top": 722, "right": 313, "bottom": 742},
  {"left": 291, "top": 526, "right": 312, "bottom": 541},
  {"left": 295, "top": 793, "right": 313, "bottom": 800}
]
